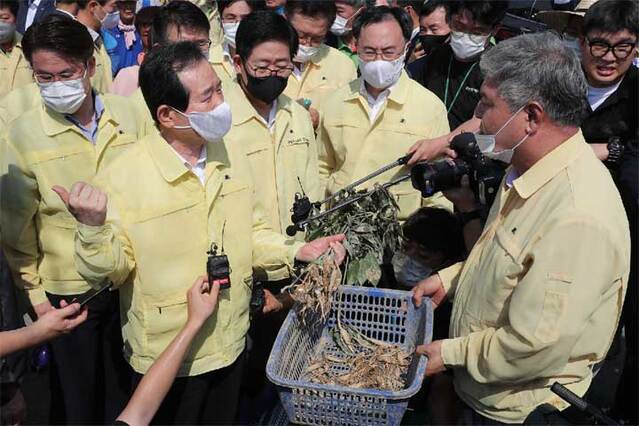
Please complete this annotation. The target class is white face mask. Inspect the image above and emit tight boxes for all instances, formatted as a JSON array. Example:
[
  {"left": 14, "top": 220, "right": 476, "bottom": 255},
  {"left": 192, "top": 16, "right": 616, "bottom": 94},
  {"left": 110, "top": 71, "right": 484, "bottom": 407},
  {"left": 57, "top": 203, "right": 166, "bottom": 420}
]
[
  {"left": 173, "top": 102, "right": 232, "bottom": 142},
  {"left": 358, "top": 51, "right": 405, "bottom": 89},
  {"left": 0, "top": 21, "right": 15, "bottom": 44},
  {"left": 222, "top": 21, "right": 239, "bottom": 48},
  {"left": 330, "top": 14, "right": 349, "bottom": 36},
  {"left": 449, "top": 31, "right": 489, "bottom": 60},
  {"left": 294, "top": 44, "right": 319, "bottom": 63},
  {"left": 475, "top": 104, "right": 529, "bottom": 164},
  {"left": 38, "top": 70, "right": 88, "bottom": 114},
  {"left": 101, "top": 11, "right": 120, "bottom": 30}
]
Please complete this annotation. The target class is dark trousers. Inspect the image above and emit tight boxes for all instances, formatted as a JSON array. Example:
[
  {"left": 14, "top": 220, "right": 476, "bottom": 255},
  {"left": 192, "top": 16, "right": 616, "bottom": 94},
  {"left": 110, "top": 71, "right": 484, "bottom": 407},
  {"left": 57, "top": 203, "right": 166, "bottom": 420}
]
[
  {"left": 131, "top": 351, "right": 245, "bottom": 425},
  {"left": 47, "top": 290, "right": 130, "bottom": 425}
]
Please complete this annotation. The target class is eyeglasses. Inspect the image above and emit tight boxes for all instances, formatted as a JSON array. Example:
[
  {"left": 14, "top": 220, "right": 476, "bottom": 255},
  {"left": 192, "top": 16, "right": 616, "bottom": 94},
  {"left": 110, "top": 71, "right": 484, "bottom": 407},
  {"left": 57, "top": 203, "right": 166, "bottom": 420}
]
[
  {"left": 34, "top": 65, "right": 87, "bottom": 84},
  {"left": 358, "top": 48, "right": 403, "bottom": 62},
  {"left": 245, "top": 63, "right": 294, "bottom": 78},
  {"left": 587, "top": 38, "right": 637, "bottom": 60}
]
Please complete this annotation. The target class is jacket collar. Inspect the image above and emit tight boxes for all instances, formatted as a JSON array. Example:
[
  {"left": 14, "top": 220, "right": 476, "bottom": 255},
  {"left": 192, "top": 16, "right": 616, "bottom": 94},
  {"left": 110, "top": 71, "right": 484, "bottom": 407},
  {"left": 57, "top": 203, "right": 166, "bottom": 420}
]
[
  {"left": 345, "top": 71, "right": 411, "bottom": 106},
  {"left": 512, "top": 130, "right": 587, "bottom": 200},
  {"left": 231, "top": 82, "right": 293, "bottom": 127},
  {"left": 147, "top": 132, "right": 228, "bottom": 184}
]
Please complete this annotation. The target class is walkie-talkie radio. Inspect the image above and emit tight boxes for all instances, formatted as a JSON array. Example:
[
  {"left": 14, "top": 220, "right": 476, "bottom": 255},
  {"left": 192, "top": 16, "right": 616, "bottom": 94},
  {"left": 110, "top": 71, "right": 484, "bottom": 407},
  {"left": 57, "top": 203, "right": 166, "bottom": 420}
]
[
  {"left": 207, "top": 244, "right": 230, "bottom": 290},
  {"left": 207, "top": 222, "right": 230, "bottom": 290}
]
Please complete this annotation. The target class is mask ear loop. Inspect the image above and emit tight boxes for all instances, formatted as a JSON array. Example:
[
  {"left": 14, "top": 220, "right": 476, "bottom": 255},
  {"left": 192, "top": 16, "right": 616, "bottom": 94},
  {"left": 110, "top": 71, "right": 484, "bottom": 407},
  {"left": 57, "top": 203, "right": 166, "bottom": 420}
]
[
  {"left": 492, "top": 103, "right": 530, "bottom": 154},
  {"left": 170, "top": 107, "right": 192, "bottom": 130}
]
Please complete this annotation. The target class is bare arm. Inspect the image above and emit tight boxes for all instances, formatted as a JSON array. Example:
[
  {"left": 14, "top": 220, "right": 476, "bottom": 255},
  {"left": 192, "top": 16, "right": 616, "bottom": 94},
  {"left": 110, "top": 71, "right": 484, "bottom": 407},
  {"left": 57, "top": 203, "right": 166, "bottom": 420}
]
[
  {"left": 115, "top": 277, "right": 220, "bottom": 426},
  {"left": 0, "top": 302, "right": 87, "bottom": 357}
]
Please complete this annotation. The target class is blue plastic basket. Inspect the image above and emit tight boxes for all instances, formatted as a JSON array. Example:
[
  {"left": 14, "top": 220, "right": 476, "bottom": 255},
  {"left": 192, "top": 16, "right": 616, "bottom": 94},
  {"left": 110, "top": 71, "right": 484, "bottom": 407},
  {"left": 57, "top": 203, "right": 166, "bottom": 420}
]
[{"left": 266, "top": 285, "right": 433, "bottom": 426}]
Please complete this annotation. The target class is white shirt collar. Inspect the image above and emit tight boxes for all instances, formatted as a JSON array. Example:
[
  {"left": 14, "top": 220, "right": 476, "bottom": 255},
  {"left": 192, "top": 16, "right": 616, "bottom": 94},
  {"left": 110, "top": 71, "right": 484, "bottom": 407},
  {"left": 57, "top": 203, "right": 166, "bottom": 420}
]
[
  {"left": 87, "top": 26, "right": 100, "bottom": 43},
  {"left": 257, "top": 100, "right": 278, "bottom": 133},
  {"left": 172, "top": 145, "right": 208, "bottom": 185},
  {"left": 359, "top": 78, "right": 396, "bottom": 123},
  {"left": 292, "top": 64, "right": 304, "bottom": 80},
  {"left": 505, "top": 168, "right": 519, "bottom": 189}
]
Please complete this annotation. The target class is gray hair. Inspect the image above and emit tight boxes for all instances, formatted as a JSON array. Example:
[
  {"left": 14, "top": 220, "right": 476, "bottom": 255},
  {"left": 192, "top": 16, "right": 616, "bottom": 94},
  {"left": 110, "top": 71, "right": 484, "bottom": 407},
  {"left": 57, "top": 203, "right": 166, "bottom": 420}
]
[{"left": 479, "top": 31, "right": 588, "bottom": 127}]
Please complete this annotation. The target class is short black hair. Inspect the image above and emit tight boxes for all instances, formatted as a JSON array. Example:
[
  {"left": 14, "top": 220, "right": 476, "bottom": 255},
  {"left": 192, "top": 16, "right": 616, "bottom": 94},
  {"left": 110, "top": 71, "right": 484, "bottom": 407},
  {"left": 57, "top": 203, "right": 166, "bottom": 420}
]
[
  {"left": 583, "top": 0, "right": 639, "bottom": 38},
  {"left": 218, "top": 0, "right": 265, "bottom": 15},
  {"left": 419, "top": 0, "right": 448, "bottom": 19},
  {"left": 403, "top": 207, "right": 465, "bottom": 263},
  {"left": 396, "top": 0, "right": 424, "bottom": 15},
  {"left": 353, "top": 6, "right": 413, "bottom": 41},
  {"left": 22, "top": 14, "right": 94, "bottom": 64},
  {"left": 135, "top": 5, "right": 160, "bottom": 32},
  {"left": 235, "top": 10, "right": 298, "bottom": 61},
  {"left": 447, "top": 0, "right": 508, "bottom": 28},
  {"left": 0, "top": 0, "right": 19, "bottom": 18},
  {"left": 139, "top": 41, "right": 207, "bottom": 124},
  {"left": 285, "top": 0, "right": 337, "bottom": 27},
  {"left": 152, "top": 0, "right": 210, "bottom": 46}
]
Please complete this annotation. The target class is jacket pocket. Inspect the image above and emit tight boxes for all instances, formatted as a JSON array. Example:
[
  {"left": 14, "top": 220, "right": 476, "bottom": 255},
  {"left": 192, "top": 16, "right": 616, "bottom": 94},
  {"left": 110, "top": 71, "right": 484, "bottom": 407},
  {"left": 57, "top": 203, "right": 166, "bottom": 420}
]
[
  {"left": 145, "top": 298, "right": 189, "bottom": 357},
  {"left": 475, "top": 227, "right": 523, "bottom": 323},
  {"left": 534, "top": 290, "right": 567, "bottom": 343}
]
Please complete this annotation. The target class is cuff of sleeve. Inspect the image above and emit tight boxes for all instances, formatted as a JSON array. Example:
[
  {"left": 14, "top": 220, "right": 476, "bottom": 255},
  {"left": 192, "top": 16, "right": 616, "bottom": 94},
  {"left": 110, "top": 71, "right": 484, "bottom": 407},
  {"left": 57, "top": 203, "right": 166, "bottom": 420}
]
[
  {"left": 288, "top": 240, "right": 306, "bottom": 265},
  {"left": 26, "top": 287, "right": 48, "bottom": 306},
  {"left": 441, "top": 336, "right": 468, "bottom": 368},
  {"left": 438, "top": 261, "right": 464, "bottom": 299},
  {"left": 76, "top": 222, "right": 111, "bottom": 244}
]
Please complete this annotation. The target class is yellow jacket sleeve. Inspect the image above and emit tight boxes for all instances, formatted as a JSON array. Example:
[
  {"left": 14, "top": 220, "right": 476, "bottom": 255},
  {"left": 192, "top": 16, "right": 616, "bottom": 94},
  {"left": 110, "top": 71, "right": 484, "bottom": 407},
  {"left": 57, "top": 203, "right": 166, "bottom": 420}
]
[
  {"left": 250, "top": 183, "right": 304, "bottom": 276},
  {"left": 0, "top": 139, "right": 46, "bottom": 305},
  {"left": 74, "top": 192, "right": 136, "bottom": 289},
  {"left": 437, "top": 261, "right": 464, "bottom": 301},
  {"left": 316, "top": 115, "right": 336, "bottom": 198},
  {"left": 441, "top": 217, "right": 627, "bottom": 384}
]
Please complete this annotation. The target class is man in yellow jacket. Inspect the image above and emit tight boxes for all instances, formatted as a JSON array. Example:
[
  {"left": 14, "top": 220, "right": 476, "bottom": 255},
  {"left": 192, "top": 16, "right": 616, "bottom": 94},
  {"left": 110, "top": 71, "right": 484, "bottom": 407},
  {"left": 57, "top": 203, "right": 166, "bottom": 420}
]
[
  {"left": 208, "top": 0, "right": 260, "bottom": 82},
  {"left": 317, "top": 6, "right": 451, "bottom": 221},
  {"left": 152, "top": 0, "right": 239, "bottom": 95},
  {"left": 0, "top": 1, "right": 33, "bottom": 97},
  {"left": 0, "top": 17, "right": 147, "bottom": 424},
  {"left": 283, "top": 0, "right": 357, "bottom": 128},
  {"left": 55, "top": 41, "right": 343, "bottom": 424},
  {"left": 74, "top": 0, "right": 115, "bottom": 93},
  {"left": 225, "top": 10, "right": 319, "bottom": 282},
  {"left": 413, "top": 32, "right": 630, "bottom": 424}
]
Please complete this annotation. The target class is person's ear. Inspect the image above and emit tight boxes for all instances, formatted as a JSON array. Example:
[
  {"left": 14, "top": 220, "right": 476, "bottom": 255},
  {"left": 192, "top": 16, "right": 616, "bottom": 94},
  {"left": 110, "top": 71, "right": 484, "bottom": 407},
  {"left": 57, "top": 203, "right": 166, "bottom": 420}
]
[
  {"left": 157, "top": 105, "right": 178, "bottom": 129},
  {"left": 232, "top": 54, "right": 244, "bottom": 77},
  {"left": 525, "top": 102, "right": 544, "bottom": 134}
]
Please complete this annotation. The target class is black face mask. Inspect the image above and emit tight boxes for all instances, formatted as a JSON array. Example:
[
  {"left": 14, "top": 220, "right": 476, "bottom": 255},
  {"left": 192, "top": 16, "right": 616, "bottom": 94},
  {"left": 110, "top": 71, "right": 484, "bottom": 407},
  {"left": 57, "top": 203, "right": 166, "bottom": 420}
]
[
  {"left": 419, "top": 33, "right": 449, "bottom": 55},
  {"left": 242, "top": 66, "right": 288, "bottom": 104}
]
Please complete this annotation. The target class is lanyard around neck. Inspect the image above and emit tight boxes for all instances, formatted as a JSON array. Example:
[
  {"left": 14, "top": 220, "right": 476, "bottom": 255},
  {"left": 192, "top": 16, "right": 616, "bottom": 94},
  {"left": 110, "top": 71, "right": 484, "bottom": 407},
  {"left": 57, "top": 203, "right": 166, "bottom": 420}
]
[{"left": 444, "top": 56, "right": 478, "bottom": 114}]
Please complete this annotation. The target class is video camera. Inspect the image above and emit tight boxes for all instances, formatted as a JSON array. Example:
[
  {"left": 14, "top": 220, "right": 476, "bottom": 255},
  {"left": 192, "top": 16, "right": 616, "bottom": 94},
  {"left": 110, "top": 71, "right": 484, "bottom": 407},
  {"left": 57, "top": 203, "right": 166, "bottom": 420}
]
[{"left": 410, "top": 133, "right": 506, "bottom": 207}]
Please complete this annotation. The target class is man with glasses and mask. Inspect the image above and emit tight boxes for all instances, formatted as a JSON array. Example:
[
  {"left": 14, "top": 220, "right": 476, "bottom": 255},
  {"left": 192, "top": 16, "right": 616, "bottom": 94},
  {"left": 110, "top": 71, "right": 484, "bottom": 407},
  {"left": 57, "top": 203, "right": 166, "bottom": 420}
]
[
  {"left": 412, "top": 32, "right": 630, "bottom": 425},
  {"left": 0, "top": 16, "right": 148, "bottom": 424},
  {"left": 577, "top": 1, "right": 638, "bottom": 422},
  {"left": 52, "top": 40, "right": 343, "bottom": 424},
  {"left": 318, "top": 6, "right": 450, "bottom": 222},
  {"left": 221, "top": 14, "right": 319, "bottom": 407},
  {"left": 283, "top": 0, "right": 357, "bottom": 129}
]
